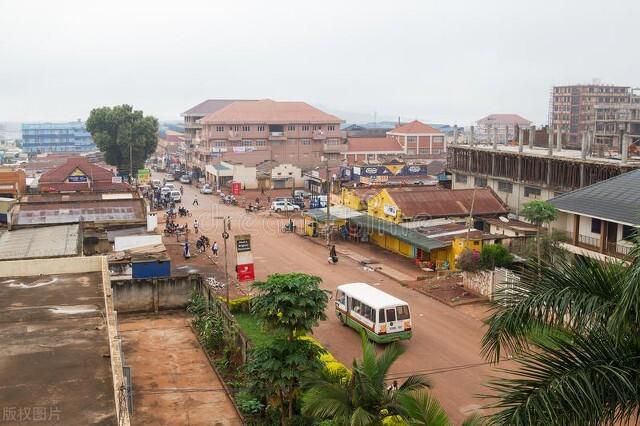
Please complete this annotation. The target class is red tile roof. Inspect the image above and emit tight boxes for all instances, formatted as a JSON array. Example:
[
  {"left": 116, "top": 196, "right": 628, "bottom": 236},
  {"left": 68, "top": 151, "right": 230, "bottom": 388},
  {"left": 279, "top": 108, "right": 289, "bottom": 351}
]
[
  {"left": 388, "top": 120, "right": 442, "bottom": 134},
  {"left": 200, "top": 99, "right": 342, "bottom": 124},
  {"left": 38, "top": 157, "right": 129, "bottom": 193},
  {"left": 476, "top": 114, "right": 531, "bottom": 126},
  {"left": 347, "top": 137, "right": 404, "bottom": 153},
  {"left": 387, "top": 187, "right": 507, "bottom": 219}
]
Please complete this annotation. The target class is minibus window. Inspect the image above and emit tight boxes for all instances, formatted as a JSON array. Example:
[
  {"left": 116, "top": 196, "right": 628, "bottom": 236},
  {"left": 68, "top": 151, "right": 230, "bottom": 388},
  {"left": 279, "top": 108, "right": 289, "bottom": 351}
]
[
  {"left": 397, "top": 305, "right": 410, "bottom": 320},
  {"left": 378, "top": 309, "right": 385, "bottom": 323},
  {"left": 386, "top": 308, "right": 396, "bottom": 322}
]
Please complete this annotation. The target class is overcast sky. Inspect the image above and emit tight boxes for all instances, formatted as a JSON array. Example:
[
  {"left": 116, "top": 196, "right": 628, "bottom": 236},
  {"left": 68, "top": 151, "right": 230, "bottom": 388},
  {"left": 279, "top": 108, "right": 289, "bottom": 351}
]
[{"left": 1, "top": 0, "right": 638, "bottom": 126}]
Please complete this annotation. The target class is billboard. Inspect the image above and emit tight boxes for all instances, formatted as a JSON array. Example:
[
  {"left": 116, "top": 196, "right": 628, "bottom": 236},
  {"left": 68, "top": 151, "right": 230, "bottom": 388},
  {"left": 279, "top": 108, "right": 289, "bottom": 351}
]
[
  {"left": 231, "top": 181, "right": 241, "bottom": 195},
  {"left": 137, "top": 168, "right": 151, "bottom": 184},
  {"left": 235, "top": 234, "right": 255, "bottom": 282}
]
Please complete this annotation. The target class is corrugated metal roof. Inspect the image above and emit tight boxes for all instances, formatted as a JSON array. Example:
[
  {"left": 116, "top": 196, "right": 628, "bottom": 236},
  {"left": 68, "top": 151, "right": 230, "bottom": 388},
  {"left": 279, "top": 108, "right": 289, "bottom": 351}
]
[
  {"left": 386, "top": 187, "right": 507, "bottom": 219},
  {"left": 0, "top": 224, "right": 80, "bottom": 260},
  {"left": 349, "top": 215, "right": 446, "bottom": 251},
  {"left": 181, "top": 99, "right": 250, "bottom": 117},
  {"left": 200, "top": 99, "right": 342, "bottom": 124},
  {"left": 303, "top": 206, "right": 363, "bottom": 222},
  {"left": 13, "top": 199, "right": 145, "bottom": 226},
  {"left": 550, "top": 169, "right": 640, "bottom": 225}
]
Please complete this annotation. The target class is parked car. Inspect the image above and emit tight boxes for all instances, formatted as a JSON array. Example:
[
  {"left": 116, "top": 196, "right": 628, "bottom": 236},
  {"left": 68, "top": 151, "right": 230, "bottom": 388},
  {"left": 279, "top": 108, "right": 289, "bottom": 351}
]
[
  {"left": 200, "top": 184, "right": 213, "bottom": 194},
  {"left": 151, "top": 179, "right": 162, "bottom": 188},
  {"left": 164, "top": 183, "right": 175, "bottom": 190},
  {"left": 179, "top": 174, "right": 192, "bottom": 184},
  {"left": 170, "top": 190, "right": 182, "bottom": 203},
  {"left": 271, "top": 200, "right": 300, "bottom": 213},
  {"left": 292, "top": 196, "right": 305, "bottom": 209},
  {"left": 160, "top": 186, "right": 172, "bottom": 197},
  {"left": 164, "top": 173, "right": 175, "bottom": 182},
  {"left": 309, "top": 195, "right": 327, "bottom": 209}
]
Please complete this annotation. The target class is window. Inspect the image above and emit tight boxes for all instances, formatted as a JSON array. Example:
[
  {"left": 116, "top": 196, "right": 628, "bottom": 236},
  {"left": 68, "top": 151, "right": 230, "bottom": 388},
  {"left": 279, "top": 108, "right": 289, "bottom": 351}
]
[
  {"left": 474, "top": 177, "right": 487, "bottom": 187},
  {"left": 622, "top": 225, "right": 636, "bottom": 240},
  {"left": 497, "top": 180, "right": 513, "bottom": 193},
  {"left": 257, "top": 125, "right": 265, "bottom": 132},
  {"left": 242, "top": 140, "right": 252, "bottom": 147},
  {"left": 406, "top": 136, "right": 417, "bottom": 143},
  {"left": 216, "top": 126, "right": 224, "bottom": 132},
  {"left": 313, "top": 125, "right": 322, "bottom": 130},
  {"left": 524, "top": 186, "right": 541, "bottom": 198},
  {"left": 455, "top": 174, "right": 468, "bottom": 184},
  {"left": 328, "top": 125, "right": 335, "bottom": 131},
  {"left": 336, "top": 290, "right": 346, "bottom": 306},
  {"left": 287, "top": 125, "right": 295, "bottom": 131},
  {"left": 326, "top": 139, "right": 338, "bottom": 145},
  {"left": 214, "top": 140, "right": 226, "bottom": 147},
  {"left": 386, "top": 308, "right": 396, "bottom": 322},
  {"left": 301, "top": 139, "right": 311, "bottom": 145},
  {"left": 302, "top": 125, "right": 310, "bottom": 131},
  {"left": 255, "top": 140, "right": 266, "bottom": 146},
  {"left": 232, "top": 125, "right": 239, "bottom": 131},
  {"left": 396, "top": 306, "right": 410, "bottom": 320},
  {"left": 378, "top": 309, "right": 385, "bottom": 323},
  {"left": 242, "top": 125, "right": 250, "bottom": 132},
  {"left": 591, "top": 218, "right": 601, "bottom": 234}
]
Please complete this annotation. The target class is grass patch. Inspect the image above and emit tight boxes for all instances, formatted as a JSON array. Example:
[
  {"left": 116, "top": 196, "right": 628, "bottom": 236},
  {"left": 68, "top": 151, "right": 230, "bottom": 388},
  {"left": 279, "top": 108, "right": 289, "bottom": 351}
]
[{"left": 234, "top": 313, "right": 274, "bottom": 347}]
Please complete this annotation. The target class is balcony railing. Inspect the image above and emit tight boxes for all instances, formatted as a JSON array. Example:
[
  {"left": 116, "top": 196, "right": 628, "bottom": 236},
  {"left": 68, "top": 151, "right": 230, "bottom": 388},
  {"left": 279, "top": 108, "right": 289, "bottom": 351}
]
[
  {"left": 323, "top": 143, "right": 347, "bottom": 153},
  {"left": 577, "top": 234, "right": 600, "bottom": 249},
  {"left": 269, "top": 132, "right": 286, "bottom": 141},
  {"left": 607, "top": 242, "right": 633, "bottom": 258}
]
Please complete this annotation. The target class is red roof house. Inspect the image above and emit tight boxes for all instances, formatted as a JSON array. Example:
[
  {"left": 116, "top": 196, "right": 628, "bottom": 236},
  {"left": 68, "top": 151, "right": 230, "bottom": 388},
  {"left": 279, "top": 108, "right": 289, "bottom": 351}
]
[{"left": 38, "top": 157, "right": 130, "bottom": 193}]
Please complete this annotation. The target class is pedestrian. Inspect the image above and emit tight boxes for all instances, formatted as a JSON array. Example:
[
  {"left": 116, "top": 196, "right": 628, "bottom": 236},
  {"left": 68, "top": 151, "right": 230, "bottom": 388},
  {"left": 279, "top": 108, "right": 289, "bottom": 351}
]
[
  {"left": 255, "top": 196, "right": 259, "bottom": 205},
  {"left": 212, "top": 241, "right": 219, "bottom": 257},
  {"left": 183, "top": 241, "right": 191, "bottom": 259},
  {"left": 192, "top": 196, "right": 199, "bottom": 206},
  {"left": 386, "top": 380, "right": 398, "bottom": 392},
  {"left": 193, "top": 219, "right": 199, "bottom": 234},
  {"left": 261, "top": 187, "right": 264, "bottom": 195}
]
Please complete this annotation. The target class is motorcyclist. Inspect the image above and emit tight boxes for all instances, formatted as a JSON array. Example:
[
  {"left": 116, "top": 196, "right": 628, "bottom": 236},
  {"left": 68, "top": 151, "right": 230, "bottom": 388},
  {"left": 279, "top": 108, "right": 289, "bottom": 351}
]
[
  {"left": 180, "top": 185, "right": 184, "bottom": 195},
  {"left": 328, "top": 244, "right": 338, "bottom": 264}
]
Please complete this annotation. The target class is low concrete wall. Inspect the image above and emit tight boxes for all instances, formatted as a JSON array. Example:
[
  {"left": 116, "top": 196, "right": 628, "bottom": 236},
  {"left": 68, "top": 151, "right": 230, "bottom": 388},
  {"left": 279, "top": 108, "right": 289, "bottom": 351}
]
[
  {"left": 111, "top": 274, "right": 201, "bottom": 313},
  {"left": 462, "top": 267, "right": 519, "bottom": 300},
  {"left": 0, "top": 255, "right": 104, "bottom": 277}
]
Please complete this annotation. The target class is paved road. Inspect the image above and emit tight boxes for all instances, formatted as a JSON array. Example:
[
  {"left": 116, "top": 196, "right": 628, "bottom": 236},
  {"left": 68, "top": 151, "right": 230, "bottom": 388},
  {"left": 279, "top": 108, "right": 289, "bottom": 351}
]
[{"left": 164, "top": 179, "right": 504, "bottom": 423}]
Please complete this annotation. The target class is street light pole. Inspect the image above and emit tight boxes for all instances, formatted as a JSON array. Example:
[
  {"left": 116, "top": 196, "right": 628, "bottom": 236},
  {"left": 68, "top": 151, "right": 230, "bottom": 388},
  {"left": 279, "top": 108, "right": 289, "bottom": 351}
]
[
  {"left": 326, "top": 162, "right": 331, "bottom": 246},
  {"left": 222, "top": 217, "right": 230, "bottom": 306}
]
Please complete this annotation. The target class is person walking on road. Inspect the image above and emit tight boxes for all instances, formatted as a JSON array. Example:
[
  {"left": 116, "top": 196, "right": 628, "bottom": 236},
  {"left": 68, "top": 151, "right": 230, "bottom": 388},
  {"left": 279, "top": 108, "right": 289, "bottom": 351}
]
[
  {"left": 192, "top": 196, "right": 199, "bottom": 206},
  {"left": 193, "top": 219, "right": 199, "bottom": 234},
  {"left": 183, "top": 241, "right": 191, "bottom": 259},
  {"left": 212, "top": 241, "right": 219, "bottom": 257}
]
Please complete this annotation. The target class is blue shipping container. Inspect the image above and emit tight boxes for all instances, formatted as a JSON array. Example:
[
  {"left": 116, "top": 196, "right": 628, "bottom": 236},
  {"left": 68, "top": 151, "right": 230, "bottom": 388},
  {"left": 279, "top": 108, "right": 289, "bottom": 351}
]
[{"left": 131, "top": 258, "right": 171, "bottom": 279}]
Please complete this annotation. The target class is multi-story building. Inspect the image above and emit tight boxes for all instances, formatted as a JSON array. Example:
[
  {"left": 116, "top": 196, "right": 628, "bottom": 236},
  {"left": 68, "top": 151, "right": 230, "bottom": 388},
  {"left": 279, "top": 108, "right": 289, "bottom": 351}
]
[
  {"left": 386, "top": 120, "right": 446, "bottom": 156},
  {"left": 198, "top": 99, "right": 343, "bottom": 168},
  {"left": 180, "top": 99, "right": 247, "bottom": 169},
  {"left": 447, "top": 137, "right": 640, "bottom": 214},
  {"left": 594, "top": 93, "right": 640, "bottom": 154},
  {"left": 475, "top": 114, "right": 531, "bottom": 144},
  {"left": 21, "top": 121, "right": 96, "bottom": 154},
  {"left": 550, "top": 83, "right": 634, "bottom": 149}
]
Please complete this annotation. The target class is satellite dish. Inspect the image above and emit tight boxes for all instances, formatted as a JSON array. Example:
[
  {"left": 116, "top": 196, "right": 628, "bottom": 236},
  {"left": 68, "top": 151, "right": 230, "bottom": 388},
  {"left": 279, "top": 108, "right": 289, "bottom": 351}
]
[{"left": 499, "top": 216, "right": 509, "bottom": 223}]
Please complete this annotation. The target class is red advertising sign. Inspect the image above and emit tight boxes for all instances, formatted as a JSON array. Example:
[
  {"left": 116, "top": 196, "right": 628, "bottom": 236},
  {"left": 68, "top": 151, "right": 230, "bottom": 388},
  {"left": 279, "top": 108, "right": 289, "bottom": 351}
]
[
  {"left": 231, "top": 181, "right": 241, "bottom": 195},
  {"left": 235, "top": 234, "right": 254, "bottom": 282}
]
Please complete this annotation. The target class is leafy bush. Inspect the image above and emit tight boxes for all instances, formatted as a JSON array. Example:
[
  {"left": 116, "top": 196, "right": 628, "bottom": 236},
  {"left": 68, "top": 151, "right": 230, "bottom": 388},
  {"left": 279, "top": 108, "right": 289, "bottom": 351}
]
[
  {"left": 480, "top": 244, "right": 513, "bottom": 270},
  {"left": 229, "top": 295, "right": 253, "bottom": 313},
  {"left": 300, "top": 336, "right": 351, "bottom": 382},
  {"left": 235, "top": 391, "right": 263, "bottom": 415},
  {"left": 456, "top": 249, "right": 481, "bottom": 272}
]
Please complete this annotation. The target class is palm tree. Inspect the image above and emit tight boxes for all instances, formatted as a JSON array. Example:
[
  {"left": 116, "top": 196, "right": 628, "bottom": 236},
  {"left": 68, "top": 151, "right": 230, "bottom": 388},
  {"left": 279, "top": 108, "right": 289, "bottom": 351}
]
[
  {"left": 302, "top": 334, "right": 440, "bottom": 425},
  {"left": 520, "top": 200, "right": 558, "bottom": 267},
  {"left": 481, "top": 245, "right": 640, "bottom": 425}
]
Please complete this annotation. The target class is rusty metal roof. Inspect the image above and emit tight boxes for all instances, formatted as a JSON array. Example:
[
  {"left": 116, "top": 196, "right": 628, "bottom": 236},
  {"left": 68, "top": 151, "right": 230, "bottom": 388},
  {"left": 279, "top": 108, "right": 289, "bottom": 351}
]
[
  {"left": 386, "top": 187, "right": 507, "bottom": 219},
  {"left": 13, "top": 199, "right": 145, "bottom": 226}
]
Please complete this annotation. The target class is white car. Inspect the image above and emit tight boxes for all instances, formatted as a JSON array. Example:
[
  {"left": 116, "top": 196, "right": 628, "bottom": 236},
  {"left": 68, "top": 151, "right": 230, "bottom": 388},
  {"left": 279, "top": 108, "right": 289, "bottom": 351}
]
[
  {"left": 164, "top": 183, "right": 175, "bottom": 190},
  {"left": 271, "top": 201, "right": 300, "bottom": 213},
  {"left": 160, "top": 186, "right": 173, "bottom": 197},
  {"left": 200, "top": 184, "right": 213, "bottom": 194},
  {"left": 151, "top": 179, "right": 162, "bottom": 188},
  {"left": 164, "top": 173, "right": 175, "bottom": 182},
  {"left": 170, "top": 190, "right": 182, "bottom": 203}
]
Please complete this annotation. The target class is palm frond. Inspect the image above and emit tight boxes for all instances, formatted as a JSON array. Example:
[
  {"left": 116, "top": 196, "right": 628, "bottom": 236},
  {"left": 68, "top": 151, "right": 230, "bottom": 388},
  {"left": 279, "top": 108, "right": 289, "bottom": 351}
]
[
  {"left": 485, "top": 329, "right": 639, "bottom": 426},
  {"left": 610, "top": 238, "right": 640, "bottom": 335},
  {"left": 302, "top": 381, "right": 353, "bottom": 420},
  {"left": 482, "top": 256, "right": 624, "bottom": 361},
  {"left": 396, "top": 374, "right": 431, "bottom": 392},
  {"left": 350, "top": 407, "right": 378, "bottom": 426},
  {"left": 397, "top": 390, "right": 450, "bottom": 426}
]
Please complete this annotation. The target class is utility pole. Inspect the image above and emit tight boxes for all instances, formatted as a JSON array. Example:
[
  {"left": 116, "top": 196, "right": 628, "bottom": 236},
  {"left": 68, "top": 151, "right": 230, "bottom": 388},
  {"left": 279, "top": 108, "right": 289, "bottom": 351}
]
[
  {"left": 222, "top": 217, "right": 230, "bottom": 306},
  {"left": 325, "top": 161, "right": 331, "bottom": 246},
  {"left": 129, "top": 143, "right": 133, "bottom": 185}
]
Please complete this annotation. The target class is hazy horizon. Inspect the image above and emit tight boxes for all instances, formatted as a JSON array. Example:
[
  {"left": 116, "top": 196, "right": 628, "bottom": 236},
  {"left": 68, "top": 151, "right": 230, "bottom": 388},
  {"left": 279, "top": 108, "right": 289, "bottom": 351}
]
[{"left": 2, "top": 0, "right": 638, "bottom": 126}]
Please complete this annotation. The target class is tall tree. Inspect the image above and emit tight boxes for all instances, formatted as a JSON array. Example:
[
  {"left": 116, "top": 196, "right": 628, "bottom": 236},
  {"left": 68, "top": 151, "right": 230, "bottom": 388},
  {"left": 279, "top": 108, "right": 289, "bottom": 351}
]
[
  {"left": 86, "top": 104, "right": 158, "bottom": 175},
  {"left": 249, "top": 273, "right": 329, "bottom": 424},
  {"left": 520, "top": 200, "right": 558, "bottom": 265},
  {"left": 251, "top": 272, "right": 328, "bottom": 340},
  {"left": 481, "top": 247, "right": 640, "bottom": 425}
]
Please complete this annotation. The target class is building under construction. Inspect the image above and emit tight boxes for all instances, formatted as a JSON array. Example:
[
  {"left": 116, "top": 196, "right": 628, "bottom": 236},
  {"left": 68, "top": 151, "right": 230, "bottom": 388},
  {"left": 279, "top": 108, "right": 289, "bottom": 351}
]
[
  {"left": 550, "top": 82, "right": 640, "bottom": 150},
  {"left": 447, "top": 127, "right": 640, "bottom": 213}
]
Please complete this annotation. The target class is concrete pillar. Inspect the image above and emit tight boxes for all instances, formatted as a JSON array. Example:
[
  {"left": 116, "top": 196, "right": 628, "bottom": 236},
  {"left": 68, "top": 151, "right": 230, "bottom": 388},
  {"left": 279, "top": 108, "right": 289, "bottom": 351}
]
[
  {"left": 492, "top": 127, "right": 498, "bottom": 150},
  {"left": 556, "top": 128, "right": 562, "bottom": 152},
  {"left": 529, "top": 125, "right": 536, "bottom": 149},
  {"left": 580, "top": 163, "right": 585, "bottom": 187},
  {"left": 547, "top": 127, "right": 554, "bottom": 156},
  {"left": 452, "top": 125, "right": 458, "bottom": 145},
  {"left": 622, "top": 134, "right": 629, "bottom": 164},
  {"left": 470, "top": 126, "right": 475, "bottom": 146},
  {"left": 518, "top": 127, "right": 524, "bottom": 153},
  {"left": 581, "top": 132, "right": 587, "bottom": 159}
]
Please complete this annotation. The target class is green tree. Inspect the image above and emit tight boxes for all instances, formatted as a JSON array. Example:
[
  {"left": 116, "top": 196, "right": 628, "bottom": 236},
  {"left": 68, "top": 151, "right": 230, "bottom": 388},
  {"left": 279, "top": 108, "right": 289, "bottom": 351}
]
[
  {"left": 479, "top": 244, "right": 513, "bottom": 270},
  {"left": 251, "top": 273, "right": 328, "bottom": 340},
  {"left": 249, "top": 273, "right": 329, "bottom": 424},
  {"left": 481, "top": 248, "right": 640, "bottom": 425},
  {"left": 520, "top": 200, "right": 558, "bottom": 266},
  {"left": 86, "top": 104, "right": 158, "bottom": 175},
  {"left": 302, "top": 334, "right": 436, "bottom": 425}
]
